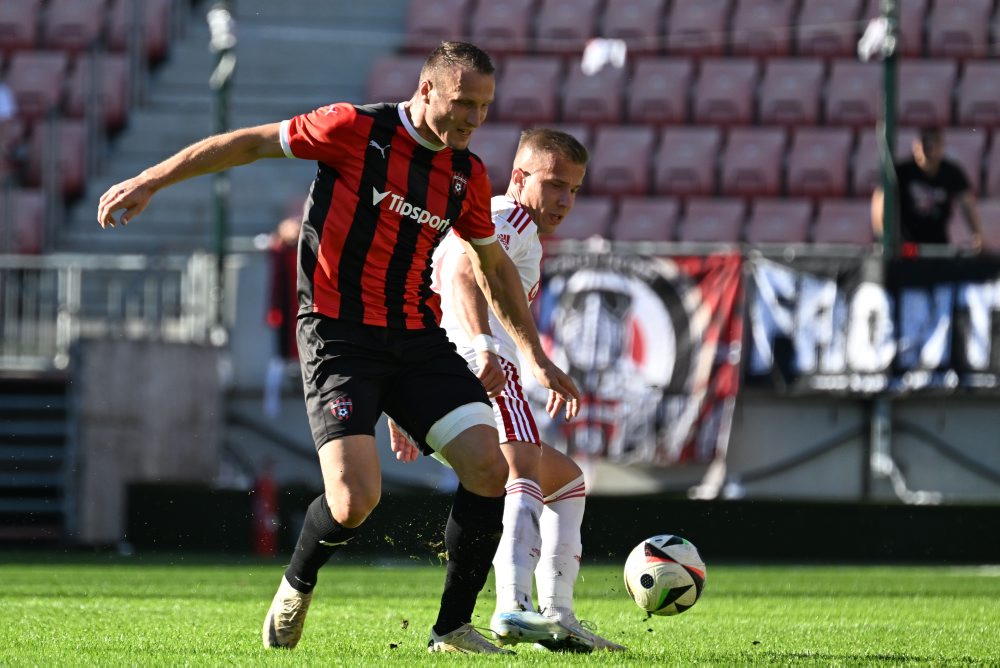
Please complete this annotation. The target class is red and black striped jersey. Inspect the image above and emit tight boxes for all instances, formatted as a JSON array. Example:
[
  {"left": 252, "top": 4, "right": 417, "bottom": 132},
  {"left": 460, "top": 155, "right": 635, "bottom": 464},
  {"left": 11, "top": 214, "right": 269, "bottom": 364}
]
[{"left": 279, "top": 102, "right": 496, "bottom": 329}]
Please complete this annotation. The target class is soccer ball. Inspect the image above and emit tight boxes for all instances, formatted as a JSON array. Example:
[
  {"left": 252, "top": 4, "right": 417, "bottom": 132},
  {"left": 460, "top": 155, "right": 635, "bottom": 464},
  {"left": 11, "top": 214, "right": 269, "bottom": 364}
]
[{"left": 623, "top": 534, "right": 706, "bottom": 616}]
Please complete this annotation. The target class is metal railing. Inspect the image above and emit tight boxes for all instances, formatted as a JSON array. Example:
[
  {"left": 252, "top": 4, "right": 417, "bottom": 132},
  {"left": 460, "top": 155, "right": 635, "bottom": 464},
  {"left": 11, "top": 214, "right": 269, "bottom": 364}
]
[{"left": 0, "top": 252, "right": 219, "bottom": 371}]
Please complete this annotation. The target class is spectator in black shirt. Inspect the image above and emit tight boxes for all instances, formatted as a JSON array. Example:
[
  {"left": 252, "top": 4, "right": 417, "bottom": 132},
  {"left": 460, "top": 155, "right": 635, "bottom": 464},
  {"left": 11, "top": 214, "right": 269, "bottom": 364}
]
[{"left": 871, "top": 127, "right": 984, "bottom": 252}]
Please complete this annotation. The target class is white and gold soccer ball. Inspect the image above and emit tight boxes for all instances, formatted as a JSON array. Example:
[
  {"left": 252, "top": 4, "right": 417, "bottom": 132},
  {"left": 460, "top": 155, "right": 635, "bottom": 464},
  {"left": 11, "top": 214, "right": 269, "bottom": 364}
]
[{"left": 623, "top": 534, "right": 706, "bottom": 616}]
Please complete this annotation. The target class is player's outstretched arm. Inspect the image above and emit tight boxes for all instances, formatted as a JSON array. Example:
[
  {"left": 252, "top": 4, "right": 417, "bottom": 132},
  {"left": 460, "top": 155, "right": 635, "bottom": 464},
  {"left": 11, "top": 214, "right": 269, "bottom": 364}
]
[
  {"left": 449, "top": 251, "right": 505, "bottom": 397},
  {"left": 462, "top": 238, "right": 580, "bottom": 419},
  {"left": 97, "top": 123, "right": 285, "bottom": 229}
]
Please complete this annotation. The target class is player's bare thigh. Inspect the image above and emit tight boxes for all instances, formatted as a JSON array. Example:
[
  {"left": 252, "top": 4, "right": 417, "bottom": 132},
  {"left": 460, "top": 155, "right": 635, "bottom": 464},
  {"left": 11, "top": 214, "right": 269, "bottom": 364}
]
[
  {"left": 317, "top": 434, "right": 381, "bottom": 528},
  {"left": 437, "top": 423, "right": 508, "bottom": 497}
]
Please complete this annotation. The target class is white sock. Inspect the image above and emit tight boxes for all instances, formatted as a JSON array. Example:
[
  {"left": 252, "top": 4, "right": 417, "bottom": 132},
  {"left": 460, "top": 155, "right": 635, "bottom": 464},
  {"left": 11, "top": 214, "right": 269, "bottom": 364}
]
[
  {"left": 492, "top": 478, "right": 543, "bottom": 612},
  {"left": 536, "top": 475, "right": 586, "bottom": 613}
]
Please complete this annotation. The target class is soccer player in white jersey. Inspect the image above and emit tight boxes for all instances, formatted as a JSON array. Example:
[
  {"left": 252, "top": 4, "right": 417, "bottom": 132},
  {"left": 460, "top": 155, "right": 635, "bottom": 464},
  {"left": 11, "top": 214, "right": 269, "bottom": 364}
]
[{"left": 392, "top": 128, "right": 626, "bottom": 652}]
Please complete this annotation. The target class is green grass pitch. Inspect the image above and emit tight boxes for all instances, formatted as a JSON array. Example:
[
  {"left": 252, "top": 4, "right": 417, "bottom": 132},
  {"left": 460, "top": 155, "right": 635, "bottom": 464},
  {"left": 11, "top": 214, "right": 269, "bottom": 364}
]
[{"left": 2, "top": 552, "right": 999, "bottom": 666}]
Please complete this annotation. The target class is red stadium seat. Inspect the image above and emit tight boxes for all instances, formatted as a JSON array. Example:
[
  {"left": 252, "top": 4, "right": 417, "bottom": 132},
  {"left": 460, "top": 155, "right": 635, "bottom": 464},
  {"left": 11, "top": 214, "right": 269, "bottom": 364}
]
[
  {"left": 5, "top": 51, "right": 71, "bottom": 124},
  {"left": 403, "top": 0, "right": 470, "bottom": 53},
  {"left": 757, "top": 58, "right": 826, "bottom": 127},
  {"left": 956, "top": 62, "right": 1000, "bottom": 128},
  {"left": 665, "top": 0, "right": 731, "bottom": 57},
  {"left": 495, "top": 56, "right": 563, "bottom": 124},
  {"left": 796, "top": 0, "right": 864, "bottom": 58},
  {"left": 863, "top": 0, "right": 928, "bottom": 58},
  {"left": 0, "top": 187, "right": 44, "bottom": 253},
  {"left": 25, "top": 119, "right": 87, "bottom": 198},
  {"left": 811, "top": 199, "right": 874, "bottom": 245},
  {"left": 107, "top": 0, "right": 172, "bottom": 63},
  {"left": 785, "top": 127, "right": 853, "bottom": 199},
  {"left": 824, "top": 60, "right": 881, "bottom": 127},
  {"left": 560, "top": 63, "right": 626, "bottom": 126},
  {"left": 469, "top": 0, "right": 535, "bottom": 55},
  {"left": 744, "top": 198, "right": 813, "bottom": 244},
  {"left": 0, "top": 0, "right": 42, "bottom": 54},
  {"left": 625, "top": 57, "right": 693, "bottom": 126},
  {"left": 719, "top": 127, "right": 787, "bottom": 198},
  {"left": 852, "top": 128, "right": 917, "bottom": 197},
  {"left": 0, "top": 118, "right": 26, "bottom": 181},
  {"left": 974, "top": 199, "right": 1000, "bottom": 251},
  {"left": 691, "top": 58, "right": 759, "bottom": 126},
  {"left": 65, "top": 53, "right": 131, "bottom": 131},
  {"left": 533, "top": 0, "right": 601, "bottom": 54},
  {"left": 653, "top": 126, "right": 722, "bottom": 197},
  {"left": 730, "top": 0, "right": 797, "bottom": 57},
  {"left": 365, "top": 55, "right": 424, "bottom": 103},
  {"left": 587, "top": 126, "right": 655, "bottom": 196},
  {"left": 897, "top": 60, "right": 958, "bottom": 128},
  {"left": 468, "top": 124, "right": 521, "bottom": 195},
  {"left": 926, "top": 0, "right": 992, "bottom": 60},
  {"left": 611, "top": 197, "right": 680, "bottom": 242},
  {"left": 677, "top": 198, "right": 746, "bottom": 243},
  {"left": 551, "top": 196, "right": 613, "bottom": 240},
  {"left": 599, "top": 0, "right": 668, "bottom": 55},
  {"left": 41, "top": 0, "right": 105, "bottom": 53},
  {"left": 986, "top": 137, "right": 1000, "bottom": 197},
  {"left": 941, "top": 127, "right": 986, "bottom": 195}
]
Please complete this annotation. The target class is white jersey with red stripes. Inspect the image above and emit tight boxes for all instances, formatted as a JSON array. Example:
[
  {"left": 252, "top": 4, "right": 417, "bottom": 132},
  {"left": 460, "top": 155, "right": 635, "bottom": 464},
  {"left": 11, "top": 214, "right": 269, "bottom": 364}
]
[{"left": 431, "top": 195, "right": 544, "bottom": 444}]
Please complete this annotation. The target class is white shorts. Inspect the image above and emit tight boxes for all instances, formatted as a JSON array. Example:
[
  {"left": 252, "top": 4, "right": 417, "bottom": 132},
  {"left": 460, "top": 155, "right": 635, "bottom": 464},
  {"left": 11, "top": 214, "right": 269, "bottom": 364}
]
[{"left": 492, "top": 356, "right": 541, "bottom": 446}]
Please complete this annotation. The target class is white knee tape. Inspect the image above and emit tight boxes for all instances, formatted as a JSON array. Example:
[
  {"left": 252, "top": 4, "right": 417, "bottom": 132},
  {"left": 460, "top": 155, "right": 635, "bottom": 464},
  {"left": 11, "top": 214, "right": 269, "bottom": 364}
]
[{"left": 426, "top": 402, "right": 496, "bottom": 453}]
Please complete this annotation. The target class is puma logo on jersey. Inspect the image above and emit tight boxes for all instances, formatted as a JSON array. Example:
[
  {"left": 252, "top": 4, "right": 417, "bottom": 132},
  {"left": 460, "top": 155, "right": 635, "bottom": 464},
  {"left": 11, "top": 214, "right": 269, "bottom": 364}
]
[
  {"left": 371, "top": 187, "right": 451, "bottom": 231},
  {"left": 368, "top": 140, "right": 390, "bottom": 158}
]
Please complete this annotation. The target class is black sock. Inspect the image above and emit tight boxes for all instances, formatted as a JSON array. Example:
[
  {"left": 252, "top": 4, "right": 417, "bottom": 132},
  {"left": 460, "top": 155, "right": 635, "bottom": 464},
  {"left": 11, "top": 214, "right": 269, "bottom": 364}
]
[
  {"left": 284, "top": 495, "right": 358, "bottom": 593},
  {"left": 432, "top": 484, "right": 504, "bottom": 636}
]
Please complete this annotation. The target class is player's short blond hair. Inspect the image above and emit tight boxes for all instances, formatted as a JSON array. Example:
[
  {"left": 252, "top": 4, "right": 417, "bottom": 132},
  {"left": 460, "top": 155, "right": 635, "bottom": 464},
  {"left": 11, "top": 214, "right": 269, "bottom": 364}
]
[{"left": 517, "top": 128, "right": 589, "bottom": 166}]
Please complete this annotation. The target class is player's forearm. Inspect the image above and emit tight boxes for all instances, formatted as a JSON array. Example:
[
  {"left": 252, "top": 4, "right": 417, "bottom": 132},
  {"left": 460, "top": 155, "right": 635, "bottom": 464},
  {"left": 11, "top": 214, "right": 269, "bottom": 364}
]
[
  {"left": 477, "top": 257, "right": 547, "bottom": 366},
  {"left": 871, "top": 188, "right": 884, "bottom": 237},
  {"left": 453, "top": 255, "right": 494, "bottom": 340}
]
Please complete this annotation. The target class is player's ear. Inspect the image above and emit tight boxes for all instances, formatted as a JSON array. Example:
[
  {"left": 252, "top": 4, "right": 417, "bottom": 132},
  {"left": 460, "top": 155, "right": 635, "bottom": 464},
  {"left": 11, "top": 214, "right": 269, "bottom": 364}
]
[
  {"left": 418, "top": 79, "right": 432, "bottom": 103},
  {"left": 512, "top": 167, "right": 526, "bottom": 189}
]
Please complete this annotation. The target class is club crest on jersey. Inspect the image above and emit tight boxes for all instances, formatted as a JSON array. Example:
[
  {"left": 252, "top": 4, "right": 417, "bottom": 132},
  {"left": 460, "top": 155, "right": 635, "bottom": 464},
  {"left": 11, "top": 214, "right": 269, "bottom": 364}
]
[
  {"left": 328, "top": 397, "right": 353, "bottom": 421},
  {"left": 452, "top": 173, "right": 468, "bottom": 195}
]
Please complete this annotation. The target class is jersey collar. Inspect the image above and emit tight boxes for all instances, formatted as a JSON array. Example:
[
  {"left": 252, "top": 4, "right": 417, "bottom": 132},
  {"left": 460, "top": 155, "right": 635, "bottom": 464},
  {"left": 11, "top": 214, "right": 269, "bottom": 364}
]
[{"left": 397, "top": 103, "right": 446, "bottom": 152}]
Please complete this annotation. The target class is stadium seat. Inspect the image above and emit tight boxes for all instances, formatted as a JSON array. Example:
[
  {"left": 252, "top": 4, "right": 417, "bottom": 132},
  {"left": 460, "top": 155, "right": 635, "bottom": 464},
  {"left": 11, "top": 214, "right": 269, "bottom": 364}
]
[
  {"left": 744, "top": 198, "right": 813, "bottom": 244},
  {"left": 41, "top": 0, "right": 106, "bottom": 53},
  {"left": 757, "top": 58, "right": 826, "bottom": 127},
  {"left": 495, "top": 56, "right": 563, "bottom": 124},
  {"left": 599, "top": 0, "right": 668, "bottom": 55},
  {"left": 811, "top": 199, "right": 874, "bottom": 245},
  {"left": 611, "top": 196, "right": 679, "bottom": 242},
  {"left": 926, "top": 0, "right": 993, "bottom": 60},
  {"left": 852, "top": 128, "right": 917, "bottom": 197},
  {"left": 677, "top": 198, "right": 746, "bottom": 243},
  {"left": 533, "top": 0, "right": 601, "bottom": 54},
  {"left": 586, "top": 125, "right": 655, "bottom": 196},
  {"left": 691, "top": 58, "right": 760, "bottom": 126},
  {"left": 824, "top": 60, "right": 881, "bottom": 127},
  {"left": 4, "top": 51, "right": 71, "bottom": 124},
  {"left": 730, "top": 0, "right": 797, "bottom": 57},
  {"left": 365, "top": 55, "right": 424, "bottom": 103},
  {"left": 468, "top": 124, "right": 521, "bottom": 195},
  {"left": 65, "top": 53, "right": 131, "bottom": 131},
  {"left": 719, "top": 127, "right": 787, "bottom": 198},
  {"left": 665, "top": 0, "right": 731, "bottom": 57},
  {"left": 796, "top": 0, "right": 864, "bottom": 58},
  {"left": 941, "top": 127, "right": 986, "bottom": 195},
  {"left": 0, "top": 0, "right": 42, "bottom": 54},
  {"left": 107, "top": 0, "right": 172, "bottom": 63},
  {"left": 652, "top": 126, "right": 721, "bottom": 197},
  {"left": 0, "top": 118, "right": 25, "bottom": 182},
  {"left": 403, "top": 0, "right": 470, "bottom": 53},
  {"left": 974, "top": 199, "right": 1000, "bottom": 251},
  {"left": 559, "top": 63, "right": 626, "bottom": 126},
  {"left": 550, "top": 196, "right": 613, "bottom": 240},
  {"left": 956, "top": 62, "right": 1000, "bottom": 128},
  {"left": 986, "top": 137, "right": 1000, "bottom": 197},
  {"left": 897, "top": 60, "right": 958, "bottom": 128},
  {"left": 468, "top": 0, "right": 534, "bottom": 55},
  {"left": 625, "top": 57, "right": 693, "bottom": 126},
  {"left": 0, "top": 187, "right": 44, "bottom": 253},
  {"left": 785, "top": 127, "right": 853, "bottom": 199},
  {"left": 25, "top": 119, "right": 87, "bottom": 198}
]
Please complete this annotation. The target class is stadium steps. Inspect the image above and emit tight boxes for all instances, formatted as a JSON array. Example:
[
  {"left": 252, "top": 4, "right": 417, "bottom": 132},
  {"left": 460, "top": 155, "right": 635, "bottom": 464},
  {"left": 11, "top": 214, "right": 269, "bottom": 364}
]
[
  {"left": 0, "top": 373, "right": 72, "bottom": 542},
  {"left": 58, "top": 0, "right": 409, "bottom": 254}
]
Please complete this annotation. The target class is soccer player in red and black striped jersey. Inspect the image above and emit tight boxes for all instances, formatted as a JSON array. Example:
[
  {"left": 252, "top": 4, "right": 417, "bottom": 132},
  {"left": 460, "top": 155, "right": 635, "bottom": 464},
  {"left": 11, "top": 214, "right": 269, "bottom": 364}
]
[{"left": 97, "top": 41, "right": 580, "bottom": 655}]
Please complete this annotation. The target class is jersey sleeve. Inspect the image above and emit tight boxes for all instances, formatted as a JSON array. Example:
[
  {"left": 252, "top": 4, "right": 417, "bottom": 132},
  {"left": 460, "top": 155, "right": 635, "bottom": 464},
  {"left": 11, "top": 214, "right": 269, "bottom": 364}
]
[
  {"left": 279, "top": 103, "right": 356, "bottom": 164},
  {"left": 452, "top": 164, "right": 496, "bottom": 245},
  {"left": 947, "top": 161, "right": 971, "bottom": 195}
]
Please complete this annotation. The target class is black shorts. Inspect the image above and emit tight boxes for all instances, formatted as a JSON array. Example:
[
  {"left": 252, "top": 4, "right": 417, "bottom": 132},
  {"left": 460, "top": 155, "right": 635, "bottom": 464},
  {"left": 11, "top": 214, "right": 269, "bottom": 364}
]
[{"left": 297, "top": 315, "right": 491, "bottom": 452}]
